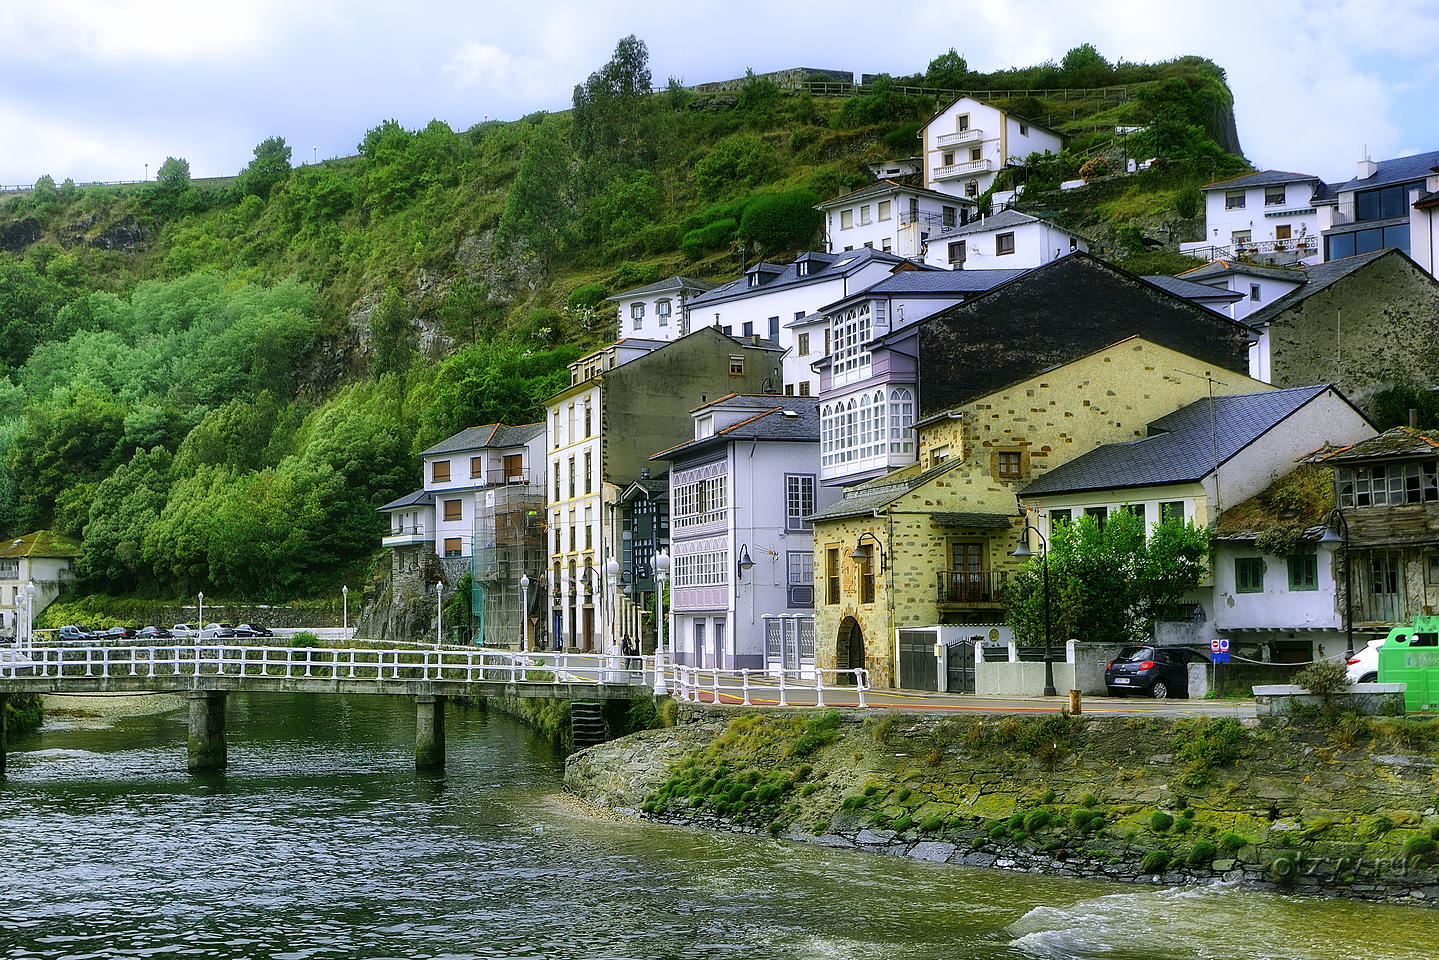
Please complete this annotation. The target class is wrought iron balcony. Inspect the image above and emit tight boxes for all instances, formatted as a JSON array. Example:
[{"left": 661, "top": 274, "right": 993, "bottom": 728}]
[{"left": 936, "top": 570, "right": 1007, "bottom": 605}]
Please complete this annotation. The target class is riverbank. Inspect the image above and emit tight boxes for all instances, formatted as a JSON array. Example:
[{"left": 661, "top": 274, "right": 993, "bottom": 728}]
[{"left": 564, "top": 706, "right": 1439, "bottom": 906}]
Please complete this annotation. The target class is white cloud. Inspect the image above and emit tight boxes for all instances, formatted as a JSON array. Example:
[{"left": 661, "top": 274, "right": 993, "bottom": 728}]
[{"left": 444, "top": 40, "right": 572, "bottom": 101}]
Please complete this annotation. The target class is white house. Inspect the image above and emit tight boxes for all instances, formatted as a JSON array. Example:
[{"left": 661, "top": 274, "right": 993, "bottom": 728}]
[
  {"left": 1317, "top": 150, "right": 1439, "bottom": 271},
  {"left": 920, "top": 96, "right": 1064, "bottom": 200},
  {"left": 920, "top": 209, "right": 1087, "bottom": 270},
  {"left": 606, "top": 276, "right": 716, "bottom": 342},
  {"left": 865, "top": 158, "right": 921, "bottom": 180},
  {"left": 0, "top": 531, "right": 79, "bottom": 636},
  {"left": 651, "top": 395, "right": 838, "bottom": 673},
  {"left": 1415, "top": 189, "right": 1439, "bottom": 277},
  {"left": 1181, "top": 170, "right": 1327, "bottom": 266},
  {"left": 1171, "top": 259, "right": 1309, "bottom": 382},
  {"left": 815, "top": 180, "right": 977, "bottom": 259}
]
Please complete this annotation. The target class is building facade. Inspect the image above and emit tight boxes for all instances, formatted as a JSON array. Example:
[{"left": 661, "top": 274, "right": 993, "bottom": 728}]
[
  {"left": 1317, "top": 150, "right": 1439, "bottom": 267},
  {"left": 0, "top": 531, "right": 79, "bottom": 636},
  {"left": 1181, "top": 170, "right": 1327, "bottom": 266},
  {"left": 606, "top": 276, "right": 717, "bottom": 342},
  {"left": 919, "top": 210, "right": 1088, "bottom": 271},
  {"left": 816, "top": 179, "right": 977, "bottom": 259},
  {"left": 921, "top": 96, "right": 1064, "bottom": 200}
]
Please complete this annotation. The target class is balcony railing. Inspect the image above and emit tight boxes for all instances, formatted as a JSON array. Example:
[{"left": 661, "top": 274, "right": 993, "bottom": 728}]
[
  {"left": 936, "top": 570, "right": 1007, "bottom": 604},
  {"left": 1181, "top": 237, "right": 1319, "bottom": 264},
  {"left": 932, "top": 158, "right": 992, "bottom": 180},
  {"left": 935, "top": 128, "right": 984, "bottom": 146},
  {"left": 466, "top": 467, "right": 532, "bottom": 485}
]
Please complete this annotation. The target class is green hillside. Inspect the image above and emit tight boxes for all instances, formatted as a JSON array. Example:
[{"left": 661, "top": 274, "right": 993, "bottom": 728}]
[{"left": 0, "top": 39, "right": 1246, "bottom": 603}]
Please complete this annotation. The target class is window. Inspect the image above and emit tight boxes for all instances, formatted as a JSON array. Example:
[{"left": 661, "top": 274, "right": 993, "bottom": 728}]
[
  {"left": 470, "top": 456, "right": 484, "bottom": 479},
  {"left": 1160, "top": 501, "right": 1185, "bottom": 523},
  {"left": 860, "top": 204, "right": 872, "bottom": 225},
  {"left": 443, "top": 538, "right": 462, "bottom": 558},
  {"left": 786, "top": 475, "right": 816, "bottom": 531},
  {"left": 1264, "top": 186, "right": 1286, "bottom": 206},
  {"left": 1231, "top": 229, "right": 1251, "bottom": 245},
  {"left": 942, "top": 151, "right": 955, "bottom": 166},
  {"left": 882, "top": 237, "right": 892, "bottom": 252},
  {"left": 1325, "top": 224, "right": 1412, "bottom": 260},
  {"left": 798, "top": 381, "right": 811, "bottom": 396},
  {"left": 1355, "top": 181, "right": 1423, "bottom": 222},
  {"left": 1250, "top": 284, "right": 1261, "bottom": 302},
  {"left": 431, "top": 460, "right": 451, "bottom": 482},
  {"left": 947, "top": 240, "right": 967, "bottom": 264},
  {"left": 673, "top": 550, "right": 729, "bottom": 587},
  {"left": 1336, "top": 461, "right": 1439, "bottom": 507},
  {"left": 1084, "top": 506, "right": 1108, "bottom": 527},
  {"left": 1427, "top": 553, "right": 1439, "bottom": 586},
  {"left": 825, "top": 547, "right": 841, "bottom": 604},
  {"left": 798, "top": 332, "right": 810, "bottom": 356},
  {"left": 1287, "top": 554, "right": 1318, "bottom": 591},
  {"left": 956, "top": 114, "right": 969, "bottom": 131},
  {"left": 551, "top": 410, "right": 560, "bottom": 448},
  {"left": 787, "top": 552, "right": 814, "bottom": 607},
  {"left": 443, "top": 499, "right": 462, "bottom": 521},
  {"left": 857, "top": 548, "right": 876, "bottom": 604},
  {"left": 657, "top": 299, "right": 671, "bottom": 326},
  {"left": 742, "top": 321, "right": 754, "bottom": 338},
  {"left": 567, "top": 457, "right": 575, "bottom": 498},
  {"left": 1235, "top": 557, "right": 1265, "bottom": 593},
  {"left": 631, "top": 303, "right": 644, "bottom": 329},
  {"left": 996, "top": 232, "right": 1016, "bottom": 256},
  {"left": 583, "top": 399, "right": 592, "bottom": 437},
  {"left": 785, "top": 384, "right": 794, "bottom": 395},
  {"left": 1274, "top": 224, "right": 1292, "bottom": 241},
  {"left": 942, "top": 206, "right": 957, "bottom": 227},
  {"left": 840, "top": 209, "right": 854, "bottom": 230},
  {"left": 553, "top": 461, "right": 561, "bottom": 500},
  {"left": 1049, "top": 509, "right": 1072, "bottom": 527},
  {"left": 1018, "top": 122, "right": 1029, "bottom": 135},
  {"left": 969, "top": 146, "right": 982, "bottom": 161},
  {"left": 878, "top": 200, "right": 891, "bottom": 221},
  {"left": 768, "top": 316, "right": 779, "bottom": 341},
  {"left": 997, "top": 451, "right": 1022, "bottom": 477},
  {"left": 729, "top": 355, "right": 745, "bottom": 376},
  {"left": 672, "top": 465, "right": 728, "bottom": 528},
  {"left": 1225, "top": 190, "right": 1246, "bottom": 209},
  {"left": 583, "top": 451, "right": 592, "bottom": 494}
]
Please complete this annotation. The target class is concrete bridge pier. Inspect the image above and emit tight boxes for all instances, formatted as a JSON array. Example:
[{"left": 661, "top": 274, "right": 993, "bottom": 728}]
[
  {"left": 1, "top": 692, "right": 8, "bottom": 781},
  {"left": 187, "top": 691, "right": 228, "bottom": 772},
  {"left": 416, "top": 695, "right": 446, "bottom": 771}
]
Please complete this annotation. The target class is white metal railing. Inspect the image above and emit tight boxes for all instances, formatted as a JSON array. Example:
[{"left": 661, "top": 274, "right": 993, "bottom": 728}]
[
  {"left": 669, "top": 665, "right": 869, "bottom": 708},
  {"left": 936, "top": 128, "right": 984, "bottom": 146}
]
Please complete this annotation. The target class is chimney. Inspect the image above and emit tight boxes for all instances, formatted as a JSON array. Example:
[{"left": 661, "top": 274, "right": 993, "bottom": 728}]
[
  {"left": 1357, "top": 153, "right": 1377, "bottom": 179},
  {"left": 1410, "top": 408, "right": 1420, "bottom": 429}
]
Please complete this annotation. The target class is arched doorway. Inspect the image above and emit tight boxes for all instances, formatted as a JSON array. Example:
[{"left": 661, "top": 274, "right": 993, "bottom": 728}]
[{"left": 836, "top": 617, "right": 865, "bottom": 685}]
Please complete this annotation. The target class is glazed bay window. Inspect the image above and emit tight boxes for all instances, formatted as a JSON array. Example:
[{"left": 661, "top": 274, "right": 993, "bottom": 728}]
[
  {"left": 674, "top": 550, "right": 728, "bottom": 587},
  {"left": 785, "top": 475, "right": 816, "bottom": 531},
  {"left": 820, "top": 387, "right": 914, "bottom": 470},
  {"left": 829, "top": 302, "right": 876, "bottom": 383},
  {"left": 1235, "top": 557, "right": 1265, "bottom": 593},
  {"left": 1287, "top": 554, "right": 1318, "bottom": 591},
  {"left": 1336, "top": 461, "right": 1439, "bottom": 507},
  {"left": 673, "top": 465, "right": 728, "bottom": 529}
]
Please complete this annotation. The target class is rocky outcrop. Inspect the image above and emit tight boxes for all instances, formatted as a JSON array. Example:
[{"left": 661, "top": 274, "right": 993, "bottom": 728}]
[
  {"left": 0, "top": 217, "right": 42, "bottom": 252},
  {"left": 93, "top": 217, "right": 150, "bottom": 251}
]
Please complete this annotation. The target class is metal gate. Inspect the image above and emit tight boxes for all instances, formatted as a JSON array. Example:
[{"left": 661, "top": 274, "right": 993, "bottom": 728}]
[
  {"left": 898, "top": 629, "right": 941, "bottom": 691},
  {"left": 947, "top": 638, "right": 976, "bottom": 693}
]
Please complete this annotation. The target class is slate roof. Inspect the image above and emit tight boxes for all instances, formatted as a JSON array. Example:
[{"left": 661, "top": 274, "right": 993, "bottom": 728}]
[
  {"left": 0, "top": 530, "right": 81, "bottom": 559},
  {"left": 1328, "top": 149, "right": 1439, "bottom": 195},
  {"left": 931, "top": 512, "right": 1015, "bottom": 529},
  {"left": 1019, "top": 385, "right": 1335, "bottom": 497},
  {"left": 605, "top": 276, "right": 716, "bottom": 300},
  {"left": 651, "top": 397, "right": 821, "bottom": 462},
  {"left": 928, "top": 209, "right": 1080, "bottom": 241},
  {"left": 1141, "top": 275, "right": 1245, "bottom": 303},
  {"left": 419, "top": 422, "right": 544, "bottom": 456},
  {"left": 1178, "top": 259, "right": 1309, "bottom": 284},
  {"left": 377, "top": 488, "right": 433, "bottom": 512},
  {"left": 1240, "top": 250, "right": 1392, "bottom": 328},
  {"left": 816, "top": 179, "right": 978, "bottom": 209},
  {"left": 1317, "top": 426, "right": 1439, "bottom": 465},
  {"left": 807, "top": 459, "right": 965, "bottom": 522},
  {"left": 685, "top": 248, "right": 916, "bottom": 310},
  {"left": 1415, "top": 189, "right": 1439, "bottom": 210},
  {"left": 819, "top": 267, "right": 1031, "bottom": 313},
  {"left": 621, "top": 471, "right": 670, "bottom": 500},
  {"left": 1201, "top": 170, "right": 1321, "bottom": 191}
]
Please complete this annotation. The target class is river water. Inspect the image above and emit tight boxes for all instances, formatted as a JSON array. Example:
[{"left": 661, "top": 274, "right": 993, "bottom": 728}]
[{"left": 2, "top": 694, "right": 1435, "bottom": 959}]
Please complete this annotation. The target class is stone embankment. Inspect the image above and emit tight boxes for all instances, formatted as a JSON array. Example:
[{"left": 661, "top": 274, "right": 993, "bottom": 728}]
[{"left": 565, "top": 706, "right": 1439, "bottom": 906}]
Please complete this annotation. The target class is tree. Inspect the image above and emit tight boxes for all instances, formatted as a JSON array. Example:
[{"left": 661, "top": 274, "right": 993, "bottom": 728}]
[
  {"left": 1061, "top": 43, "right": 1111, "bottom": 84},
  {"left": 496, "top": 122, "right": 571, "bottom": 259},
  {"left": 368, "top": 286, "right": 414, "bottom": 377},
  {"left": 571, "top": 35, "right": 653, "bottom": 162},
  {"left": 925, "top": 49, "right": 969, "bottom": 89},
  {"left": 1004, "top": 511, "right": 1210, "bottom": 646},
  {"left": 239, "top": 136, "right": 293, "bottom": 198},
  {"left": 156, "top": 156, "right": 190, "bottom": 191},
  {"left": 737, "top": 190, "right": 822, "bottom": 252}
]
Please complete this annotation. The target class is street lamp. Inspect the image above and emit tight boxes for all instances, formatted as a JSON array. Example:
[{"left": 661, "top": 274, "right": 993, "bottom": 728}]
[
  {"left": 197, "top": 590, "right": 204, "bottom": 636},
  {"left": 1012, "top": 524, "right": 1055, "bottom": 697},
  {"left": 653, "top": 550, "right": 670, "bottom": 696},
  {"left": 519, "top": 574, "right": 531, "bottom": 652},
  {"left": 605, "top": 557, "right": 620, "bottom": 656},
  {"left": 435, "top": 581, "right": 444, "bottom": 648},
  {"left": 1319, "top": 509, "right": 1355, "bottom": 661},
  {"left": 342, "top": 585, "right": 349, "bottom": 635},
  {"left": 23, "top": 580, "right": 35, "bottom": 652}
]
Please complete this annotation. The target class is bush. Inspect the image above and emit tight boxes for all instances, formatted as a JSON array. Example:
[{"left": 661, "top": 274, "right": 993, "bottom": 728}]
[
  {"left": 1150, "top": 810, "right": 1174, "bottom": 832},
  {"left": 1186, "top": 839, "right": 1217, "bottom": 865},
  {"left": 1139, "top": 849, "right": 1171, "bottom": 873},
  {"left": 567, "top": 283, "right": 608, "bottom": 311},
  {"left": 291, "top": 630, "right": 320, "bottom": 646},
  {"left": 1218, "top": 832, "right": 1250, "bottom": 853},
  {"left": 1025, "top": 808, "right": 1055, "bottom": 832},
  {"left": 1403, "top": 836, "right": 1437, "bottom": 861},
  {"left": 883, "top": 122, "right": 923, "bottom": 154},
  {"left": 694, "top": 134, "right": 777, "bottom": 199},
  {"left": 1293, "top": 660, "right": 1352, "bottom": 701},
  {"left": 787, "top": 711, "right": 842, "bottom": 758},
  {"left": 920, "top": 815, "right": 944, "bottom": 833},
  {"left": 737, "top": 190, "right": 822, "bottom": 253},
  {"left": 1175, "top": 185, "right": 1204, "bottom": 219},
  {"left": 681, "top": 218, "right": 738, "bottom": 260}
]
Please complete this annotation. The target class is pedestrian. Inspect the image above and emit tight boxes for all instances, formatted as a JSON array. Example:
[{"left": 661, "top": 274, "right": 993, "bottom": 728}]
[{"left": 622, "top": 634, "right": 638, "bottom": 672}]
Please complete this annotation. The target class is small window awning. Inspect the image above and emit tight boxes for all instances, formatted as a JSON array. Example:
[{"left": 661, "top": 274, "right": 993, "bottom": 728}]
[{"left": 930, "top": 512, "right": 1016, "bottom": 529}]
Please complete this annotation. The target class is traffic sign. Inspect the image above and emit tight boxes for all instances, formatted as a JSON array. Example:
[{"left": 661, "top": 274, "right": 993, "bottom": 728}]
[
  {"left": 1218, "top": 638, "right": 1230, "bottom": 653},
  {"left": 1212, "top": 651, "right": 1231, "bottom": 663},
  {"left": 1210, "top": 638, "right": 1221, "bottom": 652}
]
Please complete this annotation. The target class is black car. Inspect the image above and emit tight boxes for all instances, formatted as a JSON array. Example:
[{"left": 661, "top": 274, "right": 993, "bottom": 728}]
[
  {"left": 1105, "top": 645, "right": 1211, "bottom": 699},
  {"left": 100, "top": 626, "right": 139, "bottom": 640},
  {"left": 233, "top": 624, "right": 274, "bottom": 638},
  {"left": 138, "top": 626, "right": 173, "bottom": 640}
]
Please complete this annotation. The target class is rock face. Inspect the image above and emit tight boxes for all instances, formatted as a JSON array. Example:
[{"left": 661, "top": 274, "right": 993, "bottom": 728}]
[
  {"left": 0, "top": 217, "right": 42, "bottom": 252},
  {"left": 357, "top": 549, "right": 451, "bottom": 643},
  {"left": 93, "top": 217, "right": 151, "bottom": 251},
  {"left": 566, "top": 708, "right": 1439, "bottom": 906}
]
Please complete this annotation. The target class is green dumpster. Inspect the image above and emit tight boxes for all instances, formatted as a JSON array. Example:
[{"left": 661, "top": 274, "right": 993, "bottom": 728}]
[{"left": 1376, "top": 616, "right": 1439, "bottom": 712}]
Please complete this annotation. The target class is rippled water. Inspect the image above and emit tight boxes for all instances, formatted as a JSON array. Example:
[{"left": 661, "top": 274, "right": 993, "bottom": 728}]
[{"left": 3, "top": 694, "right": 1435, "bottom": 959}]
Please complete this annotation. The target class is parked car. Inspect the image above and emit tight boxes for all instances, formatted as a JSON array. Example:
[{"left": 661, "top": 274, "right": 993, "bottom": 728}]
[
  {"left": 100, "top": 626, "right": 139, "bottom": 640},
  {"left": 171, "top": 623, "right": 199, "bottom": 638},
  {"left": 212, "top": 622, "right": 237, "bottom": 638},
  {"left": 138, "top": 626, "right": 173, "bottom": 640},
  {"left": 1346, "top": 637, "right": 1385, "bottom": 683},
  {"left": 58, "top": 625, "right": 96, "bottom": 641},
  {"left": 233, "top": 624, "right": 274, "bottom": 638},
  {"left": 1105, "top": 645, "right": 1211, "bottom": 699}
]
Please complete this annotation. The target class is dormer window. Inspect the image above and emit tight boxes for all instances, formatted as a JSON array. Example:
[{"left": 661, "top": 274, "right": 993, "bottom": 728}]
[
  {"left": 696, "top": 415, "right": 715, "bottom": 439},
  {"left": 797, "top": 260, "right": 809, "bottom": 277},
  {"left": 748, "top": 273, "right": 760, "bottom": 288}
]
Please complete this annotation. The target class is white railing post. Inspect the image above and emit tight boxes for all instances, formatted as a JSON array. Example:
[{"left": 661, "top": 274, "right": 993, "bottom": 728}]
[
  {"left": 712, "top": 668, "right": 721, "bottom": 705},
  {"left": 303, "top": 647, "right": 313, "bottom": 678},
  {"left": 741, "top": 669, "right": 751, "bottom": 706},
  {"left": 85, "top": 647, "right": 94, "bottom": 678},
  {"left": 815, "top": 669, "right": 825, "bottom": 708},
  {"left": 857, "top": 669, "right": 869, "bottom": 709},
  {"left": 349, "top": 648, "right": 358, "bottom": 679},
  {"left": 778, "top": 669, "right": 788, "bottom": 707},
  {"left": 285, "top": 647, "right": 293, "bottom": 679}
]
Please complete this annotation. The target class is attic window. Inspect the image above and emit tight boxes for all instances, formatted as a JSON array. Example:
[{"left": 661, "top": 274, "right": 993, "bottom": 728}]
[
  {"left": 797, "top": 260, "right": 809, "bottom": 277},
  {"left": 748, "top": 273, "right": 760, "bottom": 288},
  {"left": 781, "top": 410, "right": 799, "bottom": 418},
  {"left": 1019, "top": 123, "right": 1029, "bottom": 135}
]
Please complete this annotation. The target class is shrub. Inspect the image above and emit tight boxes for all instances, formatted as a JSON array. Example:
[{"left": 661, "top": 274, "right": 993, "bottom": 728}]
[
  {"left": 766, "top": 820, "right": 784, "bottom": 836},
  {"left": 1402, "top": 836, "right": 1437, "bottom": 861},
  {"left": 896, "top": 787, "right": 912, "bottom": 803},
  {"left": 1139, "top": 850, "right": 1171, "bottom": 873},
  {"left": 681, "top": 219, "right": 738, "bottom": 260},
  {"left": 920, "top": 816, "right": 944, "bottom": 833},
  {"left": 1150, "top": 811, "right": 1174, "bottom": 832},
  {"left": 868, "top": 714, "right": 899, "bottom": 743},
  {"left": 1173, "top": 817, "right": 1194, "bottom": 834},
  {"left": 1218, "top": 832, "right": 1250, "bottom": 853},
  {"left": 737, "top": 189, "right": 822, "bottom": 253},
  {"left": 883, "top": 122, "right": 923, "bottom": 154},
  {"left": 291, "top": 630, "right": 319, "bottom": 647},
  {"left": 566, "top": 283, "right": 608, "bottom": 311},
  {"left": 1078, "top": 156, "right": 1109, "bottom": 180},
  {"left": 694, "top": 134, "right": 777, "bottom": 199},
  {"left": 1186, "top": 839, "right": 1217, "bottom": 865},
  {"left": 1174, "top": 716, "right": 1248, "bottom": 786},
  {"left": 1025, "top": 808, "right": 1055, "bottom": 832},
  {"left": 1363, "top": 815, "right": 1394, "bottom": 838},
  {"left": 1070, "top": 808, "right": 1104, "bottom": 833},
  {"left": 1293, "top": 660, "right": 1352, "bottom": 702},
  {"left": 1174, "top": 185, "right": 1204, "bottom": 219},
  {"left": 1080, "top": 792, "right": 1101, "bottom": 808},
  {"left": 891, "top": 813, "right": 914, "bottom": 832},
  {"left": 787, "top": 711, "right": 842, "bottom": 758}
]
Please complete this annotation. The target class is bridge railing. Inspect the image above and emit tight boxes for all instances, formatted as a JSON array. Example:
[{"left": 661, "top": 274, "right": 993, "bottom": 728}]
[
  {"left": 0, "top": 644, "right": 656, "bottom": 688},
  {"left": 670, "top": 665, "right": 870, "bottom": 708}
]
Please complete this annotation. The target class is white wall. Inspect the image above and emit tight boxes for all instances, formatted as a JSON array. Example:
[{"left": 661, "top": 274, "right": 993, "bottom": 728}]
[
  {"left": 615, "top": 292, "right": 685, "bottom": 341},
  {"left": 1213, "top": 541, "right": 1341, "bottom": 632},
  {"left": 822, "top": 189, "right": 970, "bottom": 259},
  {"left": 781, "top": 316, "right": 826, "bottom": 397},
  {"left": 922, "top": 221, "right": 1085, "bottom": 270},
  {"left": 1188, "top": 181, "right": 1322, "bottom": 265},
  {"left": 922, "top": 98, "right": 1061, "bottom": 199},
  {"left": 1412, "top": 199, "right": 1439, "bottom": 278}
]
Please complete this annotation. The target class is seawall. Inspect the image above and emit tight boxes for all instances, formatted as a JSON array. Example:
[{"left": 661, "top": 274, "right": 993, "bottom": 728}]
[{"left": 565, "top": 706, "right": 1439, "bottom": 906}]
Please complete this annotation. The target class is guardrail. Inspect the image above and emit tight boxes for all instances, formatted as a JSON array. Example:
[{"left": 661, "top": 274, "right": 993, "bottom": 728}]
[{"left": 670, "top": 665, "right": 869, "bottom": 707}]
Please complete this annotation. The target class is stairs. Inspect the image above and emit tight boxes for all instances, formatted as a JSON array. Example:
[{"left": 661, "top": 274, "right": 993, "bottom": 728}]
[{"left": 570, "top": 701, "right": 609, "bottom": 750}]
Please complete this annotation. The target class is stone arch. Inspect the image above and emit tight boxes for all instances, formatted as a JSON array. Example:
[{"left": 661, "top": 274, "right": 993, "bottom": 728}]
[{"left": 836, "top": 616, "right": 865, "bottom": 685}]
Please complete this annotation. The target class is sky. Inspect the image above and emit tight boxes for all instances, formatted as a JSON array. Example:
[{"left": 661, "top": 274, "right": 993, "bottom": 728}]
[{"left": 2, "top": 0, "right": 1437, "bottom": 188}]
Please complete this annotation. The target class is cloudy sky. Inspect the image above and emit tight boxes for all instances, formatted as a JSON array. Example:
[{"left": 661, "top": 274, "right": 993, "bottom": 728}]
[{"left": 2, "top": 0, "right": 1436, "bottom": 187}]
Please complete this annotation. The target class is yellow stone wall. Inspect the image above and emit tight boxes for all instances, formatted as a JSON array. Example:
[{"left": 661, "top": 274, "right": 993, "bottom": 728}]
[{"left": 813, "top": 337, "right": 1270, "bottom": 688}]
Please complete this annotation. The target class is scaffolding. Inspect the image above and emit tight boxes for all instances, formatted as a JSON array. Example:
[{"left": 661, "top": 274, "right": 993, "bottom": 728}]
[{"left": 469, "top": 486, "right": 546, "bottom": 648}]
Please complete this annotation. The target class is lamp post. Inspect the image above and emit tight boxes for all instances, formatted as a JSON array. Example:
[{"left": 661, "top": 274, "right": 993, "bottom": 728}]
[
  {"left": 23, "top": 580, "right": 35, "bottom": 652},
  {"left": 342, "top": 585, "right": 349, "bottom": 635},
  {"left": 1011, "top": 524, "right": 1055, "bottom": 697},
  {"left": 519, "top": 574, "right": 531, "bottom": 652},
  {"left": 653, "top": 550, "right": 670, "bottom": 695},
  {"left": 1320, "top": 509, "right": 1355, "bottom": 661},
  {"left": 197, "top": 590, "right": 204, "bottom": 641},
  {"left": 435, "top": 581, "right": 444, "bottom": 647},
  {"left": 605, "top": 557, "right": 620, "bottom": 652}
]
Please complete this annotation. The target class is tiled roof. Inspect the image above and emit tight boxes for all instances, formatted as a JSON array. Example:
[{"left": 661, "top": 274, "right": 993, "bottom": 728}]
[
  {"left": 1020, "top": 385, "right": 1335, "bottom": 497},
  {"left": 1241, "top": 250, "right": 1393, "bottom": 328},
  {"left": 605, "top": 276, "right": 717, "bottom": 300},
  {"left": 420, "top": 422, "right": 544, "bottom": 456},
  {"left": 1329, "top": 149, "right": 1439, "bottom": 195},
  {"left": 1202, "top": 170, "right": 1321, "bottom": 191},
  {"left": 0, "top": 530, "right": 81, "bottom": 559},
  {"left": 929, "top": 209, "right": 1050, "bottom": 240},
  {"left": 1141, "top": 275, "right": 1245, "bottom": 303},
  {"left": 815, "top": 179, "right": 978, "bottom": 209},
  {"left": 686, "top": 248, "right": 915, "bottom": 310},
  {"left": 1317, "top": 426, "right": 1439, "bottom": 464},
  {"left": 807, "top": 459, "right": 964, "bottom": 522},
  {"left": 378, "top": 489, "right": 433, "bottom": 512},
  {"left": 651, "top": 397, "right": 821, "bottom": 462},
  {"left": 931, "top": 512, "right": 1015, "bottom": 529}
]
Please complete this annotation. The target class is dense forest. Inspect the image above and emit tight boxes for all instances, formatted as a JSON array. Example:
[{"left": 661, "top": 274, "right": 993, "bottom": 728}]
[{"left": 0, "top": 39, "right": 1250, "bottom": 602}]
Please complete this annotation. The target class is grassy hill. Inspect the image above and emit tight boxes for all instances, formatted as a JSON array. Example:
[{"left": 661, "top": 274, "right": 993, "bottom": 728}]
[{"left": 0, "top": 40, "right": 1247, "bottom": 604}]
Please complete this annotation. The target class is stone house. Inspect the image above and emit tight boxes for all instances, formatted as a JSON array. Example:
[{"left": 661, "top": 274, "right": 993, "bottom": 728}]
[
  {"left": 807, "top": 337, "right": 1271, "bottom": 691},
  {"left": 0, "top": 530, "right": 79, "bottom": 636}
]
